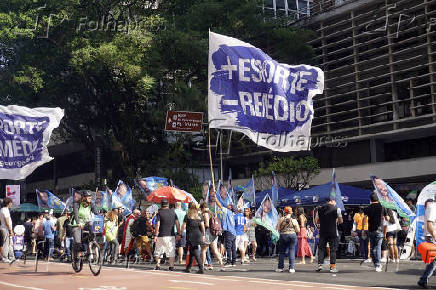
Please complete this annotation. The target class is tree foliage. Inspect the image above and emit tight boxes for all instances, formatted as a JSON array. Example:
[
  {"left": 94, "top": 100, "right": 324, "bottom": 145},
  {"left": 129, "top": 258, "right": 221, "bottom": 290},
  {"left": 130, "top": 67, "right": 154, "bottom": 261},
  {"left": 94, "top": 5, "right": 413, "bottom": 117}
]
[
  {"left": 0, "top": 0, "right": 315, "bottom": 195},
  {"left": 255, "top": 156, "right": 320, "bottom": 191}
]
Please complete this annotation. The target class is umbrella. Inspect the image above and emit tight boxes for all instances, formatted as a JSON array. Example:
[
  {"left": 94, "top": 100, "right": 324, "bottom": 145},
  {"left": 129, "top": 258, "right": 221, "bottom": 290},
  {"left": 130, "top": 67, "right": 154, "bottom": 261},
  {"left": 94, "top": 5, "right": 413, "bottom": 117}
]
[{"left": 147, "top": 186, "right": 193, "bottom": 204}]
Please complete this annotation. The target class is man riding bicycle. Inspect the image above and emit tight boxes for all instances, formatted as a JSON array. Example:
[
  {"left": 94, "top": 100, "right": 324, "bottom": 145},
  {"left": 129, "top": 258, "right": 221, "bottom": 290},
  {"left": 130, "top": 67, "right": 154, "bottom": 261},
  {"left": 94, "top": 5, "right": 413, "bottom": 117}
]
[{"left": 71, "top": 191, "right": 99, "bottom": 256}]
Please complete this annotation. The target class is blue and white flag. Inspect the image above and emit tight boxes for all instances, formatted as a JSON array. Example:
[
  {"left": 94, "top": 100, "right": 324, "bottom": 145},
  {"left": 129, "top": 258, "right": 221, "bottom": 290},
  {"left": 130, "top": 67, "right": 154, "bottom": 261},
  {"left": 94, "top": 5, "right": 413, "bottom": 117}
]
[
  {"left": 331, "top": 168, "right": 345, "bottom": 211},
  {"left": 113, "top": 180, "right": 135, "bottom": 215},
  {"left": 371, "top": 175, "right": 415, "bottom": 222},
  {"left": 255, "top": 194, "right": 278, "bottom": 227},
  {"left": 216, "top": 180, "right": 233, "bottom": 207},
  {"left": 242, "top": 175, "right": 256, "bottom": 204},
  {"left": 208, "top": 32, "right": 324, "bottom": 152},
  {"left": 36, "top": 189, "right": 66, "bottom": 211},
  {"left": 0, "top": 105, "right": 64, "bottom": 180},
  {"left": 416, "top": 181, "right": 436, "bottom": 246},
  {"left": 135, "top": 176, "right": 169, "bottom": 197},
  {"left": 272, "top": 171, "right": 279, "bottom": 207},
  {"left": 228, "top": 168, "right": 236, "bottom": 204}
]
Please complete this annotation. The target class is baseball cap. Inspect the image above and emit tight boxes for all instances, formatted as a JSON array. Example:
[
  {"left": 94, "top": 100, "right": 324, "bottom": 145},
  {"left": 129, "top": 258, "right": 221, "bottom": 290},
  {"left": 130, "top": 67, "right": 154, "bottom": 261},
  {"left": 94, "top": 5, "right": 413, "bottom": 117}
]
[
  {"left": 82, "top": 191, "right": 92, "bottom": 197},
  {"left": 326, "top": 196, "right": 335, "bottom": 202},
  {"left": 161, "top": 199, "right": 169, "bottom": 207}
]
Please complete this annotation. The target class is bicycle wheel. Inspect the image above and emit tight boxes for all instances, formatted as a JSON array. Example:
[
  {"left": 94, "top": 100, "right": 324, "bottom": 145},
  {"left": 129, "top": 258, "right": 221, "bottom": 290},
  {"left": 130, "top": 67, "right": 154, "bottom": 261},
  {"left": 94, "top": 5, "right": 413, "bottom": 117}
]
[
  {"left": 88, "top": 241, "right": 102, "bottom": 276},
  {"left": 72, "top": 247, "right": 83, "bottom": 273}
]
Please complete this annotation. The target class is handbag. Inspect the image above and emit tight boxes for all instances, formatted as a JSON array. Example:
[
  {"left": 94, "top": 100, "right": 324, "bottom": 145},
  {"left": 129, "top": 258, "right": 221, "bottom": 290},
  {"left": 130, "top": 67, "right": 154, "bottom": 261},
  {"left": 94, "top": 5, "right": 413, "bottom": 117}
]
[{"left": 306, "top": 227, "right": 314, "bottom": 239}]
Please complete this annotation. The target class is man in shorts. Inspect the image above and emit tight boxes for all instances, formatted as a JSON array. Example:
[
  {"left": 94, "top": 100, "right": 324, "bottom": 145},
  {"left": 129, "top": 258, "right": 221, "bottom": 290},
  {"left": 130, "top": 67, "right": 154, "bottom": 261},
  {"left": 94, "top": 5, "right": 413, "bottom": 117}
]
[
  {"left": 154, "top": 199, "right": 181, "bottom": 270},
  {"left": 235, "top": 207, "right": 248, "bottom": 264},
  {"left": 418, "top": 199, "right": 436, "bottom": 288}
]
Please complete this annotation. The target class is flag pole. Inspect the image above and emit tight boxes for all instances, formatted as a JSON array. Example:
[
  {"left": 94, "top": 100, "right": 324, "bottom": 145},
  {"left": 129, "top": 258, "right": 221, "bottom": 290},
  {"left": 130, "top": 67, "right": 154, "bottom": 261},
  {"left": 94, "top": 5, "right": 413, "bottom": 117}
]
[{"left": 208, "top": 127, "right": 216, "bottom": 191}]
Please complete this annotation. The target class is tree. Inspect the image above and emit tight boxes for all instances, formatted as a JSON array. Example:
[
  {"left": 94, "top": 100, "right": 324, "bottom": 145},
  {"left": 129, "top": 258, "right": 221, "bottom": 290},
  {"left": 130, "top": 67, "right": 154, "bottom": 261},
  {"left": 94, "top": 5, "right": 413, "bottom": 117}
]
[
  {"left": 255, "top": 156, "right": 320, "bottom": 191},
  {"left": 0, "top": 0, "right": 316, "bottom": 189}
]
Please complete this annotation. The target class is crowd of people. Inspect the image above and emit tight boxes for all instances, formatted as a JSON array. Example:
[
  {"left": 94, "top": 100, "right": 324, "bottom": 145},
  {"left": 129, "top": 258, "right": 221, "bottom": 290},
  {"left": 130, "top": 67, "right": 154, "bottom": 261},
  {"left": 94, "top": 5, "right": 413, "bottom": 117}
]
[{"left": 0, "top": 190, "right": 420, "bottom": 280}]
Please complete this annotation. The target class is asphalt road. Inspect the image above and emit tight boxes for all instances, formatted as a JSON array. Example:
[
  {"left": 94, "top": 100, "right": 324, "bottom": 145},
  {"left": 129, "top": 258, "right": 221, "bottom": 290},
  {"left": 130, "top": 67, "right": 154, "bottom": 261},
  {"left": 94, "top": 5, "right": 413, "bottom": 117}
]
[{"left": 0, "top": 258, "right": 430, "bottom": 290}]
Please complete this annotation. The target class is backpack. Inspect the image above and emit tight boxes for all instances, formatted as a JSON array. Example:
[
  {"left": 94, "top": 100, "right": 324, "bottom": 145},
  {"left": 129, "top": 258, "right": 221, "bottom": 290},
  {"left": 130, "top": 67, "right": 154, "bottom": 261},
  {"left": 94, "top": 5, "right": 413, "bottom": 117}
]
[
  {"left": 209, "top": 215, "right": 222, "bottom": 236},
  {"left": 131, "top": 217, "right": 147, "bottom": 238}
]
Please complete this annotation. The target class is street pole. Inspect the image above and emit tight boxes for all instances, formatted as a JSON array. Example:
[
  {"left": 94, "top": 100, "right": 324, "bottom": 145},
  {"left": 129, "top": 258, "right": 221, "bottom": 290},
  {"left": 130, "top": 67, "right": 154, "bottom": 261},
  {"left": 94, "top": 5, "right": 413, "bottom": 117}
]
[{"left": 220, "top": 129, "right": 223, "bottom": 182}]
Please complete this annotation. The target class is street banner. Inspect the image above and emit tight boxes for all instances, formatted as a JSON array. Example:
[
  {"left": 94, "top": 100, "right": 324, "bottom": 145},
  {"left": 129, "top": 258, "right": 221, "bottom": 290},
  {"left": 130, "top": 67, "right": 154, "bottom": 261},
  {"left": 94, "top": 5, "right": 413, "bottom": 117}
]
[
  {"left": 371, "top": 175, "right": 415, "bottom": 222},
  {"left": 165, "top": 111, "right": 203, "bottom": 132},
  {"left": 135, "top": 177, "right": 168, "bottom": 198},
  {"left": 208, "top": 32, "right": 324, "bottom": 152},
  {"left": 416, "top": 181, "right": 436, "bottom": 246},
  {"left": 255, "top": 194, "right": 279, "bottom": 243},
  {"left": 331, "top": 168, "right": 345, "bottom": 211},
  {"left": 6, "top": 185, "right": 20, "bottom": 207},
  {"left": 36, "top": 189, "right": 66, "bottom": 211},
  {"left": 0, "top": 105, "right": 64, "bottom": 180}
]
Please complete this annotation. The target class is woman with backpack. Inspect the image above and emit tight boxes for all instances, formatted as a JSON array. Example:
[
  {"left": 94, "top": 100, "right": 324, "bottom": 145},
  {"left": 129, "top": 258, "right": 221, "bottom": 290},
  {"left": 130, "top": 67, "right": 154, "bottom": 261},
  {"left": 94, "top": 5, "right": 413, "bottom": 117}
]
[
  {"left": 296, "top": 207, "right": 314, "bottom": 264},
  {"left": 200, "top": 202, "right": 225, "bottom": 271},
  {"left": 275, "top": 206, "right": 300, "bottom": 273}
]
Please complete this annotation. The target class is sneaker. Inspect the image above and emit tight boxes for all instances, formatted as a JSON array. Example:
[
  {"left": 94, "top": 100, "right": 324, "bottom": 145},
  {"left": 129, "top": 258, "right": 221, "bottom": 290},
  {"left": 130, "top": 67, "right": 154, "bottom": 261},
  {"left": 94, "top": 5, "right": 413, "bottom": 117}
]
[
  {"left": 224, "top": 264, "right": 233, "bottom": 268},
  {"left": 168, "top": 267, "right": 175, "bottom": 271},
  {"left": 375, "top": 266, "right": 383, "bottom": 272},
  {"left": 184, "top": 268, "right": 190, "bottom": 273},
  {"left": 323, "top": 260, "right": 330, "bottom": 265},
  {"left": 316, "top": 264, "right": 323, "bottom": 272},
  {"left": 197, "top": 269, "right": 204, "bottom": 274},
  {"left": 208, "top": 265, "right": 214, "bottom": 270},
  {"left": 417, "top": 280, "right": 428, "bottom": 289},
  {"left": 220, "top": 267, "right": 225, "bottom": 272},
  {"left": 395, "top": 259, "right": 400, "bottom": 263},
  {"left": 289, "top": 269, "right": 295, "bottom": 273},
  {"left": 154, "top": 265, "right": 161, "bottom": 270},
  {"left": 380, "top": 258, "right": 387, "bottom": 263},
  {"left": 275, "top": 268, "right": 284, "bottom": 272},
  {"left": 2, "top": 258, "right": 11, "bottom": 264},
  {"left": 251, "top": 257, "right": 256, "bottom": 261},
  {"left": 363, "top": 258, "right": 372, "bottom": 263},
  {"left": 329, "top": 267, "right": 338, "bottom": 273},
  {"left": 231, "top": 264, "right": 236, "bottom": 267}
]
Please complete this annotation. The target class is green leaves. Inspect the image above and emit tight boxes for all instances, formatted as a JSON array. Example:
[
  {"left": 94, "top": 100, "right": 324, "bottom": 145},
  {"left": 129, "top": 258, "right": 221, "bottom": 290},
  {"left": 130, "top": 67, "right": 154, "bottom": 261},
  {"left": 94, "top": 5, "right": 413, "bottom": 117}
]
[{"left": 255, "top": 156, "right": 320, "bottom": 190}]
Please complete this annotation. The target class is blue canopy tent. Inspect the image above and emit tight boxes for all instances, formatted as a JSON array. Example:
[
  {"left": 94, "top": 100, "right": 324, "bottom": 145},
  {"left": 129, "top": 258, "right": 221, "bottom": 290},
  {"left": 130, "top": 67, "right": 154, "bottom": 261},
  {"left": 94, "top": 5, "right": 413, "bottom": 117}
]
[
  {"left": 255, "top": 183, "right": 370, "bottom": 208},
  {"left": 255, "top": 187, "right": 297, "bottom": 207},
  {"left": 297, "top": 183, "right": 371, "bottom": 207}
]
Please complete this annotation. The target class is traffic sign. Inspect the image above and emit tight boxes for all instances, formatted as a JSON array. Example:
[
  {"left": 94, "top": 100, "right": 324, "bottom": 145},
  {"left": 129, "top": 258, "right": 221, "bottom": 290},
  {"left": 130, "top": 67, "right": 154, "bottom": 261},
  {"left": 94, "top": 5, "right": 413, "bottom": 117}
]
[{"left": 165, "top": 111, "right": 203, "bottom": 132}]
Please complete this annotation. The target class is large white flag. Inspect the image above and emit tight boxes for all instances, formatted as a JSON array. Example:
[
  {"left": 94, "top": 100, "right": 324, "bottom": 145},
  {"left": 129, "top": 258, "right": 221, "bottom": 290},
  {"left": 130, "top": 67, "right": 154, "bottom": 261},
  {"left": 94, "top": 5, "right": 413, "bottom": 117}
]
[
  {"left": 208, "top": 32, "right": 324, "bottom": 152},
  {"left": 0, "top": 105, "right": 64, "bottom": 180}
]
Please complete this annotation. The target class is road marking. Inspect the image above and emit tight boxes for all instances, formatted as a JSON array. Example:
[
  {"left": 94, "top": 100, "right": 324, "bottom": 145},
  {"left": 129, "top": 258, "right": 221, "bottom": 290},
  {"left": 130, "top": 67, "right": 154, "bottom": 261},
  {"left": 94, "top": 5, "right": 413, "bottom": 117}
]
[
  {"left": 169, "top": 280, "right": 214, "bottom": 286},
  {"left": 248, "top": 281, "right": 314, "bottom": 288},
  {"left": 324, "top": 287, "right": 348, "bottom": 290},
  {"left": 0, "top": 281, "right": 47, "bottom": 290},
  {"left": 195, "top": 276, "right": 240, "bottom": 282}
]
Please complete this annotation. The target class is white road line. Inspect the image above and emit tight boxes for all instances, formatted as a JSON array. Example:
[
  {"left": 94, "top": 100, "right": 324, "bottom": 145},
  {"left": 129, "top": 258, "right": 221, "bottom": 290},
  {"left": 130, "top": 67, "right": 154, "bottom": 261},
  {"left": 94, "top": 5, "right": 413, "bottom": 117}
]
[
  {"left": 194, "top": 276, "right": 240, "bottom": 282},
  {"left": 248, "top": 280, "right": 314, "bottom": 288},
  {"left": 0, "top": 281, "right": 47, "bottom": 290},
  {"left": 323, "top": 287, "right": 348, "bottom": 290},
  {"left": 169, "top": 280, "right": 214, "bottom": 286}
]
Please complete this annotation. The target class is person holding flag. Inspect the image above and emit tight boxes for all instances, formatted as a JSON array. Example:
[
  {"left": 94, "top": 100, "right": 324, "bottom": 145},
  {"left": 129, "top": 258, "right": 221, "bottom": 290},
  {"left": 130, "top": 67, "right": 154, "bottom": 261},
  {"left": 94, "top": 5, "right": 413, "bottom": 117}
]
[
  {"left": 214, "top": 191, "right": 237, "bottom": 267},
  {"left": 314, "top": 196, "right": 343, "bottom": 273}
]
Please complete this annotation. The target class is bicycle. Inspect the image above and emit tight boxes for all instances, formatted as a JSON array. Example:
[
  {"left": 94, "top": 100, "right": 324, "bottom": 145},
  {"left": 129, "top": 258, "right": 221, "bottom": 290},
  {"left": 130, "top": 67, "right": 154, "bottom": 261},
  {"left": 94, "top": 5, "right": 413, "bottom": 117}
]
[{"left": 71, "top": 230, "right": 103, "bottom": 276}]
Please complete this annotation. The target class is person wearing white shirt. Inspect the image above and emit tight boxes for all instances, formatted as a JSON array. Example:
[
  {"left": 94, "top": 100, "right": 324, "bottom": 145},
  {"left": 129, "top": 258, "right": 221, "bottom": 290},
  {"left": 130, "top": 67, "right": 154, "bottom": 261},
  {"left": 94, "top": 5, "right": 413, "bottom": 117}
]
[
  {"left": 0, "top": 198, "right": 15, "bottom": 263},
  {"left": 383, "top": 209, "right": 401, "bottom": 263}
]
